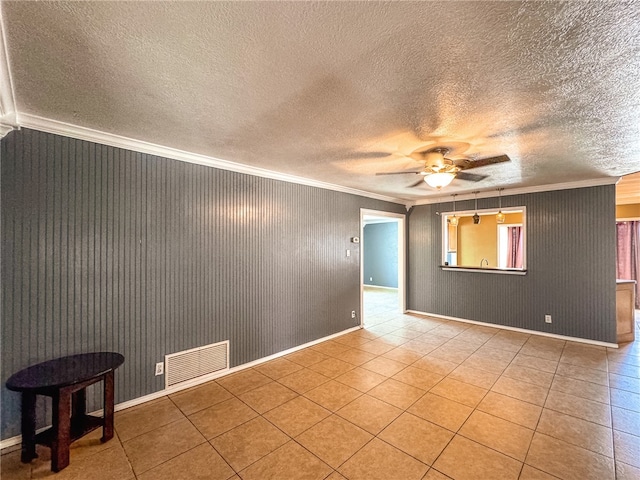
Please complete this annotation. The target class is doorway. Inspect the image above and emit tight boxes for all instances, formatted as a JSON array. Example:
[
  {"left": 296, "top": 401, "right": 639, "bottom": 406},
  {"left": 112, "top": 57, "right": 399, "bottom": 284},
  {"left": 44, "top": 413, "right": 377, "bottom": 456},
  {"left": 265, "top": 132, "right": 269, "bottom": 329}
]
[
  {"left": 360, "top": 209, "right": 406, "bottom": 327},
  {"left": 615, "top": 172, "right": 640, "bottom": 346}
]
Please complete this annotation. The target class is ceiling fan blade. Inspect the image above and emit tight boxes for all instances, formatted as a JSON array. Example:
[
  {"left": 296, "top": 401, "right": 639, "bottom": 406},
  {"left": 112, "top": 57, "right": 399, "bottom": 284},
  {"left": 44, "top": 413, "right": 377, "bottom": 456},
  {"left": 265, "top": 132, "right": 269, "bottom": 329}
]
[
  {"left": 408, "top": 179, "right": 425, "bottom": 188},
  {"left": 375, "top": 169, "right": 422, "bottom": 175},
  {"left": 456, "top": 154, "right": 510, "bottom": 170},
  {"left": 348, "top": 151, "right": 394, "bottom": 159},
  {"left": 456, "top": 172, "right": 488, "bottom": 182}
]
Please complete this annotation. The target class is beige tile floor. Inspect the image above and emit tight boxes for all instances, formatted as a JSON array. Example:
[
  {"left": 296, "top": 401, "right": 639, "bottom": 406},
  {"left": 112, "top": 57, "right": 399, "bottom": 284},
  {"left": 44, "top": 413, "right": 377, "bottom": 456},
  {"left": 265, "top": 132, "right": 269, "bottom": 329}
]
[{"left": 2, "top": 287, "right": 640, "bottom": 479}]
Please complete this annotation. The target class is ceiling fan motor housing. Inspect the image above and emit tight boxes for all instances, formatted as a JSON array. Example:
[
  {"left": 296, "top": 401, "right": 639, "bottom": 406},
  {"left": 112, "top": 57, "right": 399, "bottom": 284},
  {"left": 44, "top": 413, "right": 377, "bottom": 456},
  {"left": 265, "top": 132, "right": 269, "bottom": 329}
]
[
  {"left": 420, "top": 151, "right": 460, "bottom": 176},
  {"left": 424, "top": 151, "right": 446, "bottom": 169}
]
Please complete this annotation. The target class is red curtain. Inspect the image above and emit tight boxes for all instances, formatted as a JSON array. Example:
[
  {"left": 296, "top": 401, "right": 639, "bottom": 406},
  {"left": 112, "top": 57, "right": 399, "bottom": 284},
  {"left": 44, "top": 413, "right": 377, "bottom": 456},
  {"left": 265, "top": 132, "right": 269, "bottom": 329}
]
[
  {"left": 507, "top": 226, "right": 524, "bottom": 269},
  {"left": 616, "top": 221, "right": 640, "bottom": 309}
]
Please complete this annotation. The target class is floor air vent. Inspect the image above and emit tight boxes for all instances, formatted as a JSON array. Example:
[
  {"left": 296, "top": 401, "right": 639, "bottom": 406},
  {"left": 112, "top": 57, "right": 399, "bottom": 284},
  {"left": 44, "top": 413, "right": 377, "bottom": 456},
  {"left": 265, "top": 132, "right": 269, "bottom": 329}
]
[{"left": 165, "top": 340, "right": 229, "bottom": 388}]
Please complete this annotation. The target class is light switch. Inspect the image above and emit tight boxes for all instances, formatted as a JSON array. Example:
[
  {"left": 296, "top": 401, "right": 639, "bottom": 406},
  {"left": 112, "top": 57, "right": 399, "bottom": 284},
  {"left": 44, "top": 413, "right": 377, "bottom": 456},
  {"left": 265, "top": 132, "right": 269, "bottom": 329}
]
[{"left": 346, "top": 249, "right": 351, "bottom": 257}]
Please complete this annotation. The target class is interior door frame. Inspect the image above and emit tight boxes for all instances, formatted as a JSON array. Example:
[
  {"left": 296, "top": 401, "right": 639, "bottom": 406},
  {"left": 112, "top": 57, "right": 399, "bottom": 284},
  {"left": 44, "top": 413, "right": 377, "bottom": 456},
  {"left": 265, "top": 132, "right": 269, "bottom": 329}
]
[{"left": 359, "top": 209, "right": 406, "bottom": 327}]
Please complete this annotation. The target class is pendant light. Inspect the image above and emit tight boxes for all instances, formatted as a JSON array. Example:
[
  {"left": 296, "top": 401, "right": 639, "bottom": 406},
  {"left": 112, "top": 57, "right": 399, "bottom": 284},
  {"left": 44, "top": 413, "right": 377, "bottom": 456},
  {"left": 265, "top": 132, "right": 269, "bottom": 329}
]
[
  {"left": 473, "top": 191, "right": 480, "bottom": 224},
  {"left": 449, "top": 194, "right": 459, "bottom": 226},
  {"left": 496, "top": 188, "right": 506, "bottom": 224}
]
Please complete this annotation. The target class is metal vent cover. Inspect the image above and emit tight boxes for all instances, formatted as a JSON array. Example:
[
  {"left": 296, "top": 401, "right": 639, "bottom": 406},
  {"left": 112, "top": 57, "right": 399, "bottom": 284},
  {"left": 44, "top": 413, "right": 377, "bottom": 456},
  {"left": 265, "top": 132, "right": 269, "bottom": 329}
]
[{"left": 165, "top": 340, "right": 229, "bottom": 388}]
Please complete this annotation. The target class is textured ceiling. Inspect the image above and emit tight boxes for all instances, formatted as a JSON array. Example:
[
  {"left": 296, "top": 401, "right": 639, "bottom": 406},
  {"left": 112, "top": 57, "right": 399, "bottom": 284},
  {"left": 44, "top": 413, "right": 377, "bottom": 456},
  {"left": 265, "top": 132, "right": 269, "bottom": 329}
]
[{"left": 2, "top": 1, "right": 640, "bottom": 201}]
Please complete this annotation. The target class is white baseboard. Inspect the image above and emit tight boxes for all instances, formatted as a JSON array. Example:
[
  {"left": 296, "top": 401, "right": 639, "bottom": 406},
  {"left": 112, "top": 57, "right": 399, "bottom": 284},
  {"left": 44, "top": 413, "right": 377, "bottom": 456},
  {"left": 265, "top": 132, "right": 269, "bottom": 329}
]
[
  {"left": 363, "top": 285, "right": 398, "bottom": 291},
  {"left": 406, "top": 309, "right": 618, "bottom": 348},
  {"left": 0, "top": 325, "right": 361, "bottom": 451}
]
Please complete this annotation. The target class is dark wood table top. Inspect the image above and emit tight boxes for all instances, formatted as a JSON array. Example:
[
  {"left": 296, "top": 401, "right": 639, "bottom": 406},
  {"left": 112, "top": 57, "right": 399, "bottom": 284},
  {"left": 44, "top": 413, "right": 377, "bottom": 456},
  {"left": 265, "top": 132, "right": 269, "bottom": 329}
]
[{"left": 6, "top": 352, "right": 124, "bottom": 392}]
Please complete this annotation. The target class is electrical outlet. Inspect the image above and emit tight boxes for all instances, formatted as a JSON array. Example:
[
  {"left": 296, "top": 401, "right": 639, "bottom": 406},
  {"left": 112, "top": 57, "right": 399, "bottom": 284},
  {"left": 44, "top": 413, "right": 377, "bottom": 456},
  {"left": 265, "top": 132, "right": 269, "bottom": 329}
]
[
  {"left": 545, "top": 315, "right": 552, "bottom": 324},
  {"left": 369, "top": 277, "right": 373, "bottom": 282},
  {"left": 155, "top": 362, "right": 164, "bottom": 376},
  {"left": 346, "top": 249, "right": 351, "bottom": 257},
  {"left": 351, "top": 310, "right": 356, "bottom": 319}
]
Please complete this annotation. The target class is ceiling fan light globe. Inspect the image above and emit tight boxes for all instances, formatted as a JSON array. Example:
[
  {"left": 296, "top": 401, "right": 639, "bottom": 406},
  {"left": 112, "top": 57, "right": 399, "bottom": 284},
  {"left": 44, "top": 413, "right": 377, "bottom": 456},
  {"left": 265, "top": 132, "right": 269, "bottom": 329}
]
[{"left": 425, "top": 172, "right": 456, "bottom": 189}]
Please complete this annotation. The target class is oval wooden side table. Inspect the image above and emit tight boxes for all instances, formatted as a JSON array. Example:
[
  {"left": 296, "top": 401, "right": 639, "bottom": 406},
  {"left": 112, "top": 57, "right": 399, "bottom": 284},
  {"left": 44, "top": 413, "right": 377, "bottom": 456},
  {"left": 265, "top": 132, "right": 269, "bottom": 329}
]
[{"left": 6, "top": 352, "right": 125, "bottom": 472}]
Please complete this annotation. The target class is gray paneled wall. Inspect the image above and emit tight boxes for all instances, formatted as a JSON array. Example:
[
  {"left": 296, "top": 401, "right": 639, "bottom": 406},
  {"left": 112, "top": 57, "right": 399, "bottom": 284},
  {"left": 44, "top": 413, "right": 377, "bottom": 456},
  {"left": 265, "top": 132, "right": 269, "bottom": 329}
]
[
  {"left": 408, "top": 186, "right": 617, "bottom": 344},
  {"left": 1, "top": 128, "right": 405, "bottom": 439}
]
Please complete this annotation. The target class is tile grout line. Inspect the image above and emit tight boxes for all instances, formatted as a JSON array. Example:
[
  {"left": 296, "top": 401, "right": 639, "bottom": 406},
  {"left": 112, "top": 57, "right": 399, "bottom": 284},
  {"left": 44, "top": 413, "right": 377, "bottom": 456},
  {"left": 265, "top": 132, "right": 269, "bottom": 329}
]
[
  {"left": 419, "top": 326, "right": 524, "bottom": 477},
  {"left": 607, "top": 350, "right": 620, "bottom": 480},
  {"left": 129, "top": 394, "right": 223, "bottom": 478},
  {"left": 386, "top": 323, "right": 520, "bottom": 478},
  {"left": 454, "top": 331, "right": 532, "bottom": 479},
  {"left": 113, "top": 430, "right": 137, "bottom": 480},
  {"left": 173, "top": 383, "right": 255, "bottom": 478},
  {"left": 518, "top": 340, "right": 564, "bottom": 480},
  {"left": 7, "top": 300, "right": 635, "bottom": 480},
  {"left": 174, "top": 323, "right": 605, "bottom": 478}
]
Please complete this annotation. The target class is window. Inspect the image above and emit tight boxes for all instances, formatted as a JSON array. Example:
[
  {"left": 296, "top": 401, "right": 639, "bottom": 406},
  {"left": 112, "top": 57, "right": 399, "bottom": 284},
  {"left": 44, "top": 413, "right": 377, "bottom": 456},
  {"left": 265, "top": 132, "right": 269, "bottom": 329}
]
[{"left": 443, "top": 207, "right": 526, "bottom": 273}]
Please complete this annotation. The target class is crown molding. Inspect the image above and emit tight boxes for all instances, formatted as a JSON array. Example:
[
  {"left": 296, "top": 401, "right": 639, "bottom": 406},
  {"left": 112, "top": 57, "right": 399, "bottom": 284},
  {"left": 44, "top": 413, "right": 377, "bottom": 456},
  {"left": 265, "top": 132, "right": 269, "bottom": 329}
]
[
  {"left": 405, "top": 176, "right": 621, "bottom": 207},
  {"left": 9, "top": 113, "right": 621, "bottom": 207},
  {"left": 16, "top": 113, "right": 405, "bottom": 205},
  {"left": 0, "top": 6, "right": 17, "bottom": 138},
  {"left": 0, "top": 121, "right": 15, "bottom": 137}
]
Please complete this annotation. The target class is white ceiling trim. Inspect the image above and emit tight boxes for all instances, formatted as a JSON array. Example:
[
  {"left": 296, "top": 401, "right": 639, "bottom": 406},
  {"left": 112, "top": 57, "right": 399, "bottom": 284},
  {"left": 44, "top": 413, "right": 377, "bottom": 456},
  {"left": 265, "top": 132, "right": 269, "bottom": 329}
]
[
  {"left": 0, "top": 7, "right": 17, "bottom": 137},
  {"left": 407, "top": 176, "right": 621, "bottom": 207},
  {"left": 12, "top": 113, "right": 621, "bottom": 210},
  {"left": 16, "top": 112, "right": 406, "bottom": 205}
]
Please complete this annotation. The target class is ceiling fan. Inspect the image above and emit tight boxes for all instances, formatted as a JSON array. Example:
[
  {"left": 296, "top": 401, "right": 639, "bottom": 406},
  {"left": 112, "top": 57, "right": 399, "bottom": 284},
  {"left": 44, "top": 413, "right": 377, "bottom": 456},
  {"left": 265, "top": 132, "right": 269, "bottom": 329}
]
[{"left": 376, "top": 146, "right": 510, "bottom": 189}]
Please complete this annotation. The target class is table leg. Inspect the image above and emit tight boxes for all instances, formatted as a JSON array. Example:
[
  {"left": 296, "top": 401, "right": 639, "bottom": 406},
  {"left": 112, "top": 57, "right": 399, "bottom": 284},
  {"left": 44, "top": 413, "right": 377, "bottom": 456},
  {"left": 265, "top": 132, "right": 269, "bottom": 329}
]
[
  {"left": 101, "top": 371, "right": 114, "bottom": 442},
  {"left": 51, "top": 388, "right": 72, "bottom": 472},
  {"left": 20, "top": 392, "right": 38, "bottom": 463},
  {"left": 72, "top": 388, "right": 86, "bottom": 418}
]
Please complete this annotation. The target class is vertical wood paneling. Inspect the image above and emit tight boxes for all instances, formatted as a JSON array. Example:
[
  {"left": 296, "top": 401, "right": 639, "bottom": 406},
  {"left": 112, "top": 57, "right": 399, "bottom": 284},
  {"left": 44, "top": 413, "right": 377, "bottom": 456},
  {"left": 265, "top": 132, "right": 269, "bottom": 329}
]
[
  {"left": 1, "top": 128, "right": 404, "bottom": 439},
  {"left": 408, "top": 186, "right": 617, "bottom": 343}
]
